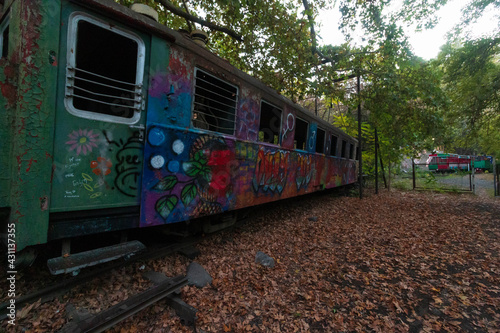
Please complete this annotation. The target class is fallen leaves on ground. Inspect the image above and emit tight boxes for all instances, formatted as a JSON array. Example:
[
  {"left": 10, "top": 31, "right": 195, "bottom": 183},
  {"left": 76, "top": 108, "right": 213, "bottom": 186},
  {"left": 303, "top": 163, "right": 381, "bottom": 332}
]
[{"left": 2, "top": 189, "right": 499, "bottom": 332}]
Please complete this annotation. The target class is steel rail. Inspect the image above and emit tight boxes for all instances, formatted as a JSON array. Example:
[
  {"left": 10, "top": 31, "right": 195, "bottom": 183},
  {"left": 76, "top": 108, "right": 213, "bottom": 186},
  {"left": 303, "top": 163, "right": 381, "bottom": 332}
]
[
  {"left": 0, "top": 241, "right": 198, "bottom": 321},
  {"left": 58, "top": 275, "right": 188, "bottom": 333}
]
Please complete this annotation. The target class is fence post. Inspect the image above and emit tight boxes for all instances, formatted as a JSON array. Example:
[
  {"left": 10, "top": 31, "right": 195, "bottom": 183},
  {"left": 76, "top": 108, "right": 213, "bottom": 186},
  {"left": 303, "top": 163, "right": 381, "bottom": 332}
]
[
  {"left": 472, "top": 157, "right": 475, "bottom": 194},
  {"left": 412, "top": 159, "right": 416, "bottom": 190},
  {"left": 494, "top": 157, "right": 498, "bottom": 196}
]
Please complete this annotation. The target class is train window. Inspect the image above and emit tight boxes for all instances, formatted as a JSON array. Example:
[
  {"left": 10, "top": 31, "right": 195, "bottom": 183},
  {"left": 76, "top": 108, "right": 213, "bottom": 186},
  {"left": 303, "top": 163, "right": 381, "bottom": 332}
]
[
  {"left": 330, "top": 135, "right": 338, "bottom": 156},
  {"left": 350, "top": 144, "right": 355, "bottom": 159},
  {"left": 0, "top": 14, "right": 9, "bottom": 58},
  {"left": 356, "top": 146, "right": 360, "bottom": 160},
  {"left": 294, "top": 118, "right": 308, "bottom": 150},
  {"left": 316, "top": 128, "right": 325, "bottom": 153},
  {"left": 341, "top": 140, "right": 347, "bottom": 158},
  {"left": 65, "top": 13, "right": 145, "bottom": 124},
  {"left": 192, "top": 68, "right": 238, "bottom": 135},
  {"left": 258, "top": 101, "right": 282, "bottom": 145}
]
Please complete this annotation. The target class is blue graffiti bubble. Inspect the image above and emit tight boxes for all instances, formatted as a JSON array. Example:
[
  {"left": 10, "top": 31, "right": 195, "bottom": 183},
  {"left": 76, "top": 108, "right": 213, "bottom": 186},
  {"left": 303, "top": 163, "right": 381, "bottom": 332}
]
[
  {"left": 168, "top": 160, "right": 180, "bottom": 173},
  {"left": 148, "top": 127, "right": 166, "bottom": 146}
]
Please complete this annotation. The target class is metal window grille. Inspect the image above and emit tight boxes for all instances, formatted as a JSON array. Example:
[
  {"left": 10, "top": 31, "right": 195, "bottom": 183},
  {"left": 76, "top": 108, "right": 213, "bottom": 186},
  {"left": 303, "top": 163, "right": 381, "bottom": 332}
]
[
  {"left": 65, "top": 14, "right": 145, "bottom": 124},
  {"left": 192, "top": 69, "right": 238, "bottom": 135}
]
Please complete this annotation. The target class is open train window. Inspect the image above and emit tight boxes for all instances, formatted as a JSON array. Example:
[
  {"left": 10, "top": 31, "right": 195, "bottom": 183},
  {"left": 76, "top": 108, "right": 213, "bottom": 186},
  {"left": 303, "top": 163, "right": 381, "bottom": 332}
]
[
  {"left": 350, "top": 143, "right": 355, "bottom": 159},
  {"left": 341, "top": 140, "right": 347, "bottom": 158},
  {"left": 0, "top": 14, "right": 9, "bottom": 58},
  {"left": 258, "top": 101, "right": 282, "bottom": 145},
  {"left": 316, "top": 128, "right": 325, "bottom": 154},
  {"left": 294, "top": 118, "right": 308, "bottom": 150},
  {"left": 330, "top": 135, "right": 338, "bottom": 156},
  {"left": 192, "top": 68, "right": 238, "bottom": 135},
  {"left": 65, "top": 13, "right": 145, "bottom": 124},
  {"left": 356, "top": 146, "right": 360, "bottom": 160}
]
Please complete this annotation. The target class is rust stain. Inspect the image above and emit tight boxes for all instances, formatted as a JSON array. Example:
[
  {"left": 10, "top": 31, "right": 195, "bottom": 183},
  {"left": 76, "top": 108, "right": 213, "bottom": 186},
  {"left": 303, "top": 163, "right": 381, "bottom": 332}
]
[
  {"left": 18, "top": 118, "right": 26, "bottom": 135},
  {"left": 0, "top": 82, "right": 17, "bottom": 105},
  {"left": 26, "top": 157, "right": 38, "bottom": 172},
  {"left": 16, "top": 152, "right": 28, "bottom": 167},
  {"left": 0, "top": 64, "right": 17, "bottom": 106}
]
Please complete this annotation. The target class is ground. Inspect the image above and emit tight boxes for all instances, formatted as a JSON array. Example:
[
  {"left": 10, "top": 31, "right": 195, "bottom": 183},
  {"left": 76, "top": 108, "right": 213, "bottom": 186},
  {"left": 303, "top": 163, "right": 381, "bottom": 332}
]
[{"left": 2, "top": 188, "right": 499, "bottom": 332}]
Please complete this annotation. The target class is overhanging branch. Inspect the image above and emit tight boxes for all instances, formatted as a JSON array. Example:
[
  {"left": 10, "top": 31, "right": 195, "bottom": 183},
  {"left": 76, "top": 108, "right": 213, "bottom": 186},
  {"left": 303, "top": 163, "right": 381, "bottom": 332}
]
[
  {"left": 302, "top": 0, "right": 335, "bottom": 64},
  {"left": 154, "top": 0, "right": 243, "bottom": 42}
]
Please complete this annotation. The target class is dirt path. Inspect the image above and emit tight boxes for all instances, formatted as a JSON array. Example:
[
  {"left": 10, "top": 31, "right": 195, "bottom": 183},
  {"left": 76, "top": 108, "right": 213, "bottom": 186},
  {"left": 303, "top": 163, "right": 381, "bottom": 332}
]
[{"left": 435, "top": 173, "right": 496, "bottom": 198}]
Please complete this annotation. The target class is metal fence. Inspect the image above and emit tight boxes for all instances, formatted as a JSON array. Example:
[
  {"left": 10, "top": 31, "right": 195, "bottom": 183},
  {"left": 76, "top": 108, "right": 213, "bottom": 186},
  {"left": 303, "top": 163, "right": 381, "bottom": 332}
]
[{"left": 412, "top": 160, "right": 473, "bottom": 192}]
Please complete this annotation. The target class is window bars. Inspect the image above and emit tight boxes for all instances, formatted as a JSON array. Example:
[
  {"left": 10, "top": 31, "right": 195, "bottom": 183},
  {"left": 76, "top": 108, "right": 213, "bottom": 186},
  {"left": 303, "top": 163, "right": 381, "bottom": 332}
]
[{"left": 192, "top": 69, "right": 238, "bottom": 135}]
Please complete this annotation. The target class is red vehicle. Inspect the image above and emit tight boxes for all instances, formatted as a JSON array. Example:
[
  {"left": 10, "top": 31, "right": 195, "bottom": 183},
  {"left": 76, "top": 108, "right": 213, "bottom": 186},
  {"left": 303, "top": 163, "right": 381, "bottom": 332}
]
[{"left": 427, "top": 154, "right": 472, "bottom": 172}]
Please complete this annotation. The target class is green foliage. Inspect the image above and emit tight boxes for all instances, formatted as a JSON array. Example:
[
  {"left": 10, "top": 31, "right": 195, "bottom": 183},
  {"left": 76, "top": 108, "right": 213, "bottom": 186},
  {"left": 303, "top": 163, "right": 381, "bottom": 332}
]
[
  {"left": 116, "top": 0, "right": 497, "bottom": 174},
  {"left": 436, "top": 37, "right": 500, "bottom": 156}
]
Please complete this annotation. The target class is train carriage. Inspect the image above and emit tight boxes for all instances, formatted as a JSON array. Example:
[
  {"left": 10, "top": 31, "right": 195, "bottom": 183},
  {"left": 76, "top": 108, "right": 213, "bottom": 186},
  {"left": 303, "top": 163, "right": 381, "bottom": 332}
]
[
  {"left": 427, "top": 153, "right": 472, "bottom": 172},
  {"left": 0, "top": 0, "right": 358, "bottom": 266}
]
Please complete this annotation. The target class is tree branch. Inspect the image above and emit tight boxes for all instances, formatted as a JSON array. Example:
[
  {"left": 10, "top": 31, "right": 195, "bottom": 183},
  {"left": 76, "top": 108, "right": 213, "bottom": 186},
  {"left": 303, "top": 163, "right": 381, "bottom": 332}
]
[
  {"left": 154, "top": 0, "right": 243, "bottom": 42},
  {"left": 302, "top": 0, "right": 335, "bottom": 64}
]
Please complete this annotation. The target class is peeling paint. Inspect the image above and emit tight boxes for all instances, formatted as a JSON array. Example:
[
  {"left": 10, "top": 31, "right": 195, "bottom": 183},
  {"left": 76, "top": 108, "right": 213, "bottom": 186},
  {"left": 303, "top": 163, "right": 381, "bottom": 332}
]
[{"left": 40, "top": 195, "right": 48, "bottom": 211}]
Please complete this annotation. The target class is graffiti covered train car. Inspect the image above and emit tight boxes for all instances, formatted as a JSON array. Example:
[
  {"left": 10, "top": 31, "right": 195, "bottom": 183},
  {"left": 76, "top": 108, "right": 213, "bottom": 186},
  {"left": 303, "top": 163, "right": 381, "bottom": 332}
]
[{"left": 0, "top": 0, "right": 358, "bottom": 265}]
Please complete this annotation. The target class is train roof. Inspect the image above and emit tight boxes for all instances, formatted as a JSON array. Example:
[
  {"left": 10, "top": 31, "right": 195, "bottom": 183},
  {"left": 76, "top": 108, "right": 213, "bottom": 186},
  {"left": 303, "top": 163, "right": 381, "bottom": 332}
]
[{"left": 73, "top": 0, "right": 356, "bottom": 142}]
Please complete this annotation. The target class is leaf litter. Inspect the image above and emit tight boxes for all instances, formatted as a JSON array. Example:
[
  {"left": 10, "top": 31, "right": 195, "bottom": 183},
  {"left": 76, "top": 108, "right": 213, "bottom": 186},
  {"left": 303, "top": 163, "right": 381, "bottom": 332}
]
[{"left": 2, "top": 189, "right": 499, "bottom": 332}]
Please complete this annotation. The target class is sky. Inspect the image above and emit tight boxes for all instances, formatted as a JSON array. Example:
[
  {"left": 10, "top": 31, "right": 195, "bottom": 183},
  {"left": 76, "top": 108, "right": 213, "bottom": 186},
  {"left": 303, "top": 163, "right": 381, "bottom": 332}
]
[{"left": 318, "top": 0, "right": 499, "bottom": 60}]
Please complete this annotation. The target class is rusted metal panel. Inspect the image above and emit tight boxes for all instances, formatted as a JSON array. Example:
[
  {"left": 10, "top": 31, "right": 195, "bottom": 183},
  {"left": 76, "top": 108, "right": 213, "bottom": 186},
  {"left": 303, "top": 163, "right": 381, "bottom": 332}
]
[{"left": 3, "top": 0, "right": 61, "bottom": 251}]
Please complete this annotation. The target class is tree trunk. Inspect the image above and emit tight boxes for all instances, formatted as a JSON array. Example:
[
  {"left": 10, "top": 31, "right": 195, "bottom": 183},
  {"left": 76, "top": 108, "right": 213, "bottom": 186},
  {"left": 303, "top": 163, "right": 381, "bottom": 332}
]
[{"left": 376, "top": 138, "right": 387, "bottom": 188}]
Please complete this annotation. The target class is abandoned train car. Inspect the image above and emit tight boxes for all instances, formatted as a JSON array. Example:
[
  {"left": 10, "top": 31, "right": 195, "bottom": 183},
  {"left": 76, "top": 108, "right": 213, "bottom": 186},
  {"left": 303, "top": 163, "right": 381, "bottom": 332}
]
[{"left": 0, "top": 0, "right": 358, "bottom": 263}]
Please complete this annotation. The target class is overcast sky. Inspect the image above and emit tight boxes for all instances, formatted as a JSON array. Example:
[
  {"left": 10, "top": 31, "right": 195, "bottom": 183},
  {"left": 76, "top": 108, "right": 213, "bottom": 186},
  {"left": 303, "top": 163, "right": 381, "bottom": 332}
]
[{"left": 318, "top": 0, "right": 499, "bottom": 60}]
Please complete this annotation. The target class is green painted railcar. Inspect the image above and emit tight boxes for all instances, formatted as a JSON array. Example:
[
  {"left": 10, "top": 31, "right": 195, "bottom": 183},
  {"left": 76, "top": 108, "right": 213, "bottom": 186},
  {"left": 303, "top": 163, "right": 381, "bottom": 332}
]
[{"left": 0, "top": 0, "right": 359, "bottom": 266}]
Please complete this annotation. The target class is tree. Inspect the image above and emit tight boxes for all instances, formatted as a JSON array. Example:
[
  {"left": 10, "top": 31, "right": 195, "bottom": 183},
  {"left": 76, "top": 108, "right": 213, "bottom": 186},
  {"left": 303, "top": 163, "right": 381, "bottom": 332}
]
[
  {"left": 436, "top": 37, "right": 500, "bottom": 156},
  {"left": 117, "top": 0, "right": 496, "bottom": 169}
]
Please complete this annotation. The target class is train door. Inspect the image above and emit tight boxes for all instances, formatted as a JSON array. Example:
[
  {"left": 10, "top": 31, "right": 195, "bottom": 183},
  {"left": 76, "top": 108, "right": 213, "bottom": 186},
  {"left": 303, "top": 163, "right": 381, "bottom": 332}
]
[{"left": 50, "top": 3, "right": 150, "bottom": 216}]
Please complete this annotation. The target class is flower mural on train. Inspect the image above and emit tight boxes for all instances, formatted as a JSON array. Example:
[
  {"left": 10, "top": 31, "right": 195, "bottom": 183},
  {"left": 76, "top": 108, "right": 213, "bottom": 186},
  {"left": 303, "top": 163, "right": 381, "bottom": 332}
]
[
  {"left": 66, "top": 129, "right": 99, "bottom": 156},
  {"left": 144, "top": 133, "right": 237, "bottom": 224}
]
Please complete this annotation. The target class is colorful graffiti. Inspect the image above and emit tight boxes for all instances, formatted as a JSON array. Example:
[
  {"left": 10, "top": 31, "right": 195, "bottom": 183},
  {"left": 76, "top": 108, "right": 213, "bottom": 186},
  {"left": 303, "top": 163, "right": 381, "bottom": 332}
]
[
  {"left": 148, "top": 48, "right": 194, "bottom": 128},
  {"left": 142, "top": 126, "right": 356, "bottom": 226},
  {"left": 236, "top": 88, "right": 259, "bottom": 141},
  {"left": 142, "top": 131, "right": 237, "bottom": 226},
  {"left": 252, "top": 149, "right": 289, "bottom": 194},
  {"left": 296, "top": 154, "right": 315, "bottom": 190},
  {"left": 281, "top": 107, "right": 295, "bottom": 148}
]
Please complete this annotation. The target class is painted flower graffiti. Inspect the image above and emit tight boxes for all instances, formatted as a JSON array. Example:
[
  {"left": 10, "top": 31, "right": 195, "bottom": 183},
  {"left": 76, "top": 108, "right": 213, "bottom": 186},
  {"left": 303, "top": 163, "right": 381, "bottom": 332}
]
[
  {"left": 91, "top": 157, "right": 113, "bottom": 176},
  {"left": 152, "top": 135, "right": 236, "bottom": 221},
  {"left": 66, "top": 129, "right": 99, "bottom": 156}
]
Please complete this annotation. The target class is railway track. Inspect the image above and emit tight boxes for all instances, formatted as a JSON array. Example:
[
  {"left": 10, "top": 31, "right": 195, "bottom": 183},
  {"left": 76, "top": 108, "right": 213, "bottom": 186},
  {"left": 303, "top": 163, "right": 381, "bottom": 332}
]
[
  {"left": 59, "top": 275, "right": 190, "bottom": 333},
  {"left": 0, "top": 238, "right": 199, "bottom": 323},
  {"left": 1, "top": 213, "right": 252, "bottom": 331}
]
